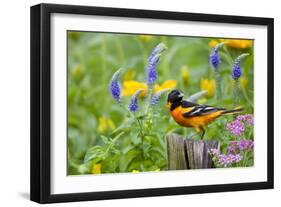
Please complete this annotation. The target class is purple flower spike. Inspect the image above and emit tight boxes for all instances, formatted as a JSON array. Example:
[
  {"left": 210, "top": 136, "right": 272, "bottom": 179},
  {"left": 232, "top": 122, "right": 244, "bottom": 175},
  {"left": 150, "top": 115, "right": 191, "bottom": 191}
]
[
  {"left": 147, "top": 43, "right": 167, "bottom": 85},
  {"left": 209, "top": 42, "right": 224, "bottom": 70},
  {"left": 129, "top": 97, "right": 138, "bottom": 112},
  {"left": 151, "top": 89, "right": 169, "bottom": 106},
  {"left": 109, "top": 69, "right": 122, "bottom": 102},
  {"left": 128, "top": 89, "right": 143, "bottom": 112},
  {"left": 232, "top": 60, "right": 242, "bottom": 79},
  {"left": 232, "top": 53, "right": 249, "bottom": 80}
]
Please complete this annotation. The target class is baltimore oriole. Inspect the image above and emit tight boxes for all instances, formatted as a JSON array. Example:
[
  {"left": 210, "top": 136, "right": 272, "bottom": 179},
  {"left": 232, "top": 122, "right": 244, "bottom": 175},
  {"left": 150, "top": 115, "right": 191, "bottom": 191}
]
[{"left": 167, "top": 90, "right": 242, "bottom": 139}]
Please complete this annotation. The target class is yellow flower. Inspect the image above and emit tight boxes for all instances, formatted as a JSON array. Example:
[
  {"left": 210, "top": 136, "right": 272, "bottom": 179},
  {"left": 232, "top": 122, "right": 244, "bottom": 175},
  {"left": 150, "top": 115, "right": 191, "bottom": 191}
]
[
  {"left": 122, "top": 80, "right": 148, "bottom": 97},
  {"left": 132, "top": 169, "right": 140, "bottom": 173},
  {"left": 208, "top": 39, "right": 252, "bottom": 49},
  {"left": 225, "top": 39, "right": 252, "bottom": 49},
  {"left": 180, "top": 65, "right": 190, "bottom": 85},
  {"left": 122, "top": 80, "right": 177, "bottom": 97},
  {"left": 91, "top": 163, "right": 102, "bottom": 174},
  {"left": 138, "top": 35, "right": 153, "bottom": 42},
  {"left": 208, "top": 40, "right": 219, "bottom": 48},
  {"left": 200, "top": 79, "right": 215, "bottom": 98},
  {"left": 240, "top": 76, "right": 248, "bottom": 90},
  {"left": 154, "top": 80, "right": 177, "bottom": 92},
  {"left": 98, "top": 117, "right": 115, "bottom": 133}
]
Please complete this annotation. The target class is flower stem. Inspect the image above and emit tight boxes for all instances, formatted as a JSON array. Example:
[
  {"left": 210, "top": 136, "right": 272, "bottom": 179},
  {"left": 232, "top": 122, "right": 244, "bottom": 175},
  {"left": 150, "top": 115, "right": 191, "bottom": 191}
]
[
  {"left": 136, "top": 117, "right": 146, "bottom": 161},
  {"left": 145, "top": 86, "right": 153, "bottom": 115},
  {"left": 215, "top": 71, "right": 222, "bottom": 102},
  {"left": 242, "top": 150, "right": 249, "bottom": 167},
  {"left": 136, "top": 117, "right": 145, "bottom": 137},
  {"left": 233, "top": 79, "right": 241, "bottom": 105}
]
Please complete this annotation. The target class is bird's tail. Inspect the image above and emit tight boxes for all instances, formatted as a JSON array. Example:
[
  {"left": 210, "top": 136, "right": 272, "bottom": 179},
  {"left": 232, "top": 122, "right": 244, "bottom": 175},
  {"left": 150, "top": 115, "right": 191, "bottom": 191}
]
[{"left": 222, "top": 107, "right": 243, "bottom": 115}]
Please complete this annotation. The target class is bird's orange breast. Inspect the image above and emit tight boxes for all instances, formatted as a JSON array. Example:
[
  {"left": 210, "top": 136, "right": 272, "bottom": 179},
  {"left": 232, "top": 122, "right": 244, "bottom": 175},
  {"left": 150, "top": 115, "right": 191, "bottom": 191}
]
[
  {"left": 168, "top": 104, "right": 194, "bottom": 127},
  {"left": 168, "top": 103, "right": 223, "bottom": 129}
]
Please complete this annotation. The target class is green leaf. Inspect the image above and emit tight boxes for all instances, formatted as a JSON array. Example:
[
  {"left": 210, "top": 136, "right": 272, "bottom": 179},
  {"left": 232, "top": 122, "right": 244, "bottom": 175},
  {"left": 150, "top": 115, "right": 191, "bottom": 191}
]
[{"left": 83, "top": 145, "right": 105, "bottom": 163}]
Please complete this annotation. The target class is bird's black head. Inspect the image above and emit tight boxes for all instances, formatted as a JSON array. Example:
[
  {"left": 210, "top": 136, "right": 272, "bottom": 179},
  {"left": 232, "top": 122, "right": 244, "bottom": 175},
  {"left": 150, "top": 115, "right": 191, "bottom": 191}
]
[{"left": 167, "top": 89, "right": 184, "bottom": 103}]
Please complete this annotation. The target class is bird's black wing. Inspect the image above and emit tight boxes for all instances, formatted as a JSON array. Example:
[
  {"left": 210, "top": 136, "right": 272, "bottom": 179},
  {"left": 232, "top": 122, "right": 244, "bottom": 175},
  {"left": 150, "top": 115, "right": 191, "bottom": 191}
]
[
  {"left": 181, "top": 100, "right": 199, "bottom": 108},
  {"left": 182, "top": 101, "right": 225, "bottom": 118}
]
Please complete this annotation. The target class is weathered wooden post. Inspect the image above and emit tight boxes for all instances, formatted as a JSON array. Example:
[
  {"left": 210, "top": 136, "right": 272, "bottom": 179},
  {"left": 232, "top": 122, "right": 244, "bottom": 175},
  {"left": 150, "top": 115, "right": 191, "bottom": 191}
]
[{"left": 166, "top": 133, "right": 219, "bottom": 170}]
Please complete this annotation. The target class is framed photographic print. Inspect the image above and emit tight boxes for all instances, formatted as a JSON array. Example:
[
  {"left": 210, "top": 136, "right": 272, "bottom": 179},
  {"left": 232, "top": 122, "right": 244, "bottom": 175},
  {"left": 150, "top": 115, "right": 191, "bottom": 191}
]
[{"left": 30, "top": 3, "right": 274, "bottom": 203}]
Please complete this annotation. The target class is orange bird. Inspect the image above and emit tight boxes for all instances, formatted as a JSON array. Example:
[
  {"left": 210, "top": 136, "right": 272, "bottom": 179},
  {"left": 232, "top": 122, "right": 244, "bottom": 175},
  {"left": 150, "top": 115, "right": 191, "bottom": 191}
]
[{"left": 167, "top": 90, "right": 242, "bottom": 139}]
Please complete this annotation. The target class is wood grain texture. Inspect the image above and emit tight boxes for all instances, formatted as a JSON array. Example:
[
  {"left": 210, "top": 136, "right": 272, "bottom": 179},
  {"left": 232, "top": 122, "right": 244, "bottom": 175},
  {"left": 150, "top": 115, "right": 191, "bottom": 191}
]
[
  {"left": 167, "top": 133, "right": 188, "bottom": 170},
  {"left": 167, "top": 133, "right": 219, "bottom": 170}
]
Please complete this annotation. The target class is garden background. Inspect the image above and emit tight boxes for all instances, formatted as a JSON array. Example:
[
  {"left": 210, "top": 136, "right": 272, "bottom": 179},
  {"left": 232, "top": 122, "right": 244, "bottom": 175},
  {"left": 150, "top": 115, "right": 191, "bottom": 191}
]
[{"left": 67, "top": 32, "right": 254, "bottom": 175}]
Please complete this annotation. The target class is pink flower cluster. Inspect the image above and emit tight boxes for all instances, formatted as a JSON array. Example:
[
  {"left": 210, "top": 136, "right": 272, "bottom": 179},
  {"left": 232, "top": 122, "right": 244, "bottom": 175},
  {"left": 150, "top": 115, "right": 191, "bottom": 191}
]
[
  {"left": 237, "top": 114, "right": 254, "bottom": 125},
  {"left": 226, "top": 114, "right": 254, "bottom": 136},
  {"left": 226, "top": 120, "right": 245, "bottom": 136},
  {"left": 209, "top": 148, "right": 242, "bottom": 167},
  {"left": 217, "top": 154, "right": 242, "bottom": 167},
  {"left": 227, "top": 140, "right": 254, "bottom": 154}
]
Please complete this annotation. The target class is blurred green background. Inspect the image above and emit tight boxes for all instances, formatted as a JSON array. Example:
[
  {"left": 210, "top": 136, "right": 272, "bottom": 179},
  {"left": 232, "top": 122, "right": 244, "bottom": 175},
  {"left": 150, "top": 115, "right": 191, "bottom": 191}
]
[{"left": 67, "top": 31, "right": 253, "bottom": 175}]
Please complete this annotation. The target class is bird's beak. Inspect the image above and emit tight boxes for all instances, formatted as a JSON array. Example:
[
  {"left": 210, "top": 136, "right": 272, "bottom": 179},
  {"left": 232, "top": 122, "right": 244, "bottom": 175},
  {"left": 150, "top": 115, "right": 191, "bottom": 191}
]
[{"left": 178, "top": 92, "right": 184, "bottom": 98}]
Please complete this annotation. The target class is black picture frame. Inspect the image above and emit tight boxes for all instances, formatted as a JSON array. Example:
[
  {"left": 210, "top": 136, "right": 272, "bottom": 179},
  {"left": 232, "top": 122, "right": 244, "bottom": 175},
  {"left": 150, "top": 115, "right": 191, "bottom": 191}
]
[{"left": 30, "top": 3, "right": 274, "bottom": 204}]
